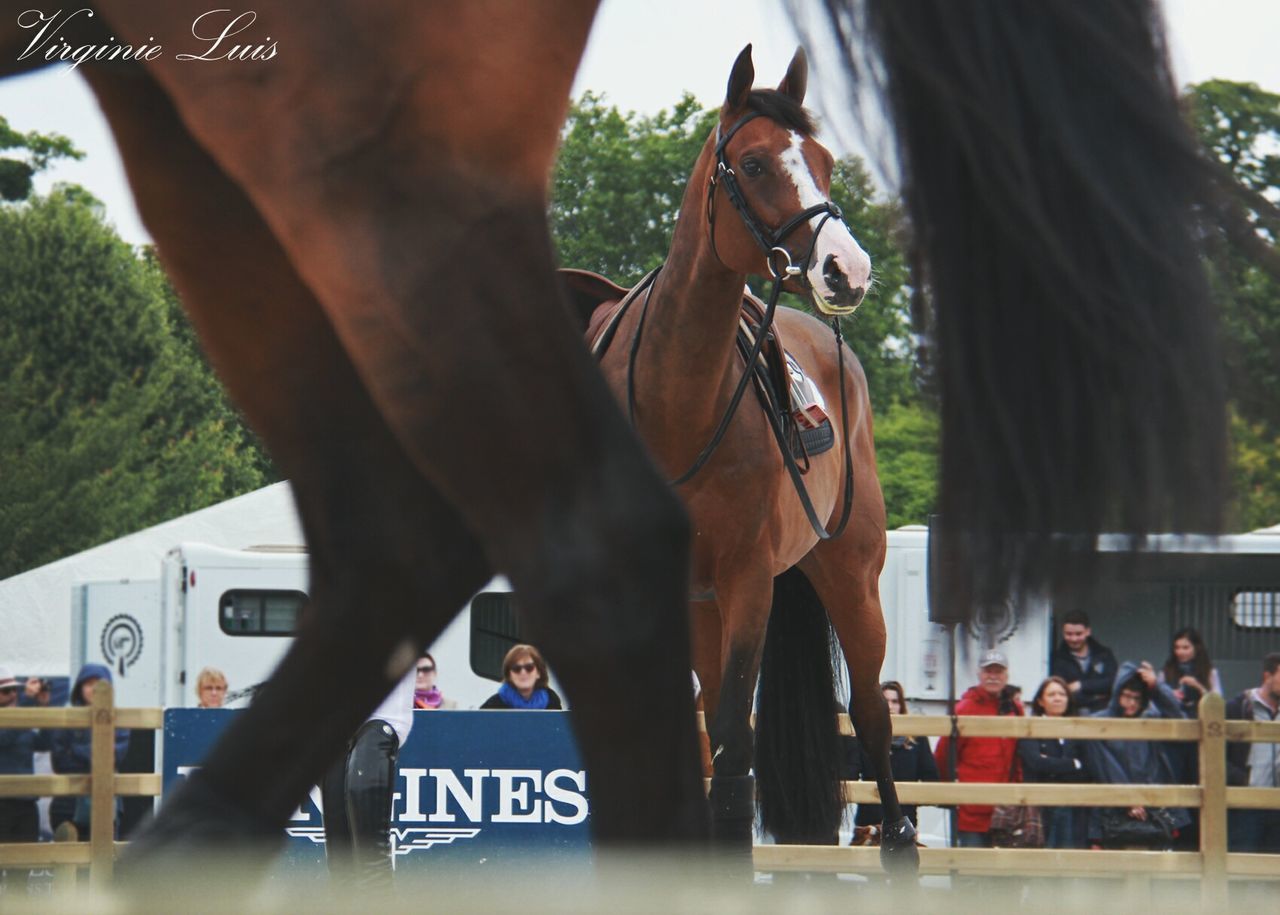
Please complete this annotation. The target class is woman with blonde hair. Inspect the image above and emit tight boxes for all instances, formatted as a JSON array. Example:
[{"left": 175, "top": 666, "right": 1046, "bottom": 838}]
[
  {"left": 480, "top": 644, "right": 562, "bottom": 710},
  {"left": 196, "top": 667, "right": 228, "bottom": 709}
]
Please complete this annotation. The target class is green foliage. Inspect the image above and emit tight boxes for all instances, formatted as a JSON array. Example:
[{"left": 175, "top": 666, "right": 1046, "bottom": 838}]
[
  {"left": 0, "top": 190, "right": 267, "bottom": 576},
  {"left": 1185, "top": 80, "right": 1280, "bottom": 529},
  {"left": 0, "top": 115, "right": 82, "bottom": 202},
  {"left": 873, "top": 401, "right": 939, "bottom": 529},
  {"left": 551, "top": 92, "right": 716, "bottom": 284},
  {"left": 1228, "top": 410, "right": 1280, "bottom": 531},
  {"left": 1188, "top": 80, "right": 1280, "bottom": 193}
]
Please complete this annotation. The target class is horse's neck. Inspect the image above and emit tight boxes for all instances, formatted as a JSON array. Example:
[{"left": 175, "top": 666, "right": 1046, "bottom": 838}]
[{"left": 638, "top": 164, "right": 751, "bottom": 436}]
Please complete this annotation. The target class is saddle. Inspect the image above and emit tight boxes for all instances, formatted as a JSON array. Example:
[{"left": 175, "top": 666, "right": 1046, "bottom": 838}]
[{"left": 557, "top": 268, "right": 835, "bottom": 462}]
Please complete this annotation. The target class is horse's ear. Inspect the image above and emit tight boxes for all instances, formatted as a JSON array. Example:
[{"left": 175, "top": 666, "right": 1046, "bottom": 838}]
[
  {"left": 778, "top": 47, "right": 808, "bottom": 105},
  {"left": 724, "top": 44, "right": 754, "bottom": 115}
]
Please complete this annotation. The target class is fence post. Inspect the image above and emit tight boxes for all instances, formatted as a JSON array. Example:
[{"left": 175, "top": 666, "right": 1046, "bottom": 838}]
[
  {"left": 89, "top": 681, "right": 116, "bottom": 886},
  {"left": 1198, "top": 691, "right": 1227, "bottom": 910}
]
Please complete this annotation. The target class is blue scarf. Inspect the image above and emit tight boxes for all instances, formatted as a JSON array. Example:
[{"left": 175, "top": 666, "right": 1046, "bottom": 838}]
[{"left": 498, "top": 682, "right": 549, "bottom": 710}]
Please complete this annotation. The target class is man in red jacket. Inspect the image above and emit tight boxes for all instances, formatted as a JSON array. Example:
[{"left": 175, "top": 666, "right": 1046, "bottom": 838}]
[{"left": 935, "top": 649, "right": 1024, "bottom": 847}]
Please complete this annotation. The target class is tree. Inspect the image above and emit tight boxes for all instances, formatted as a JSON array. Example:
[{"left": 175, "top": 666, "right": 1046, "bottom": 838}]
[
  {"left": 1185, "top": 80, "right": 1280, "bottom": 528},
  {"left": 0, "top": 116, "right": 81, "bottom": 202},
  {"left": 873, "top": 401, "right": 939, "bottom": 529},
  {"left": 0, "top": 187, "right": 268, "bottom": 577},
  {"left": 1229, "top": 409, "right": 1280, "bottom": 532},
  {"left": 551, "top": 92, "right": 716, "bottom": 284}
]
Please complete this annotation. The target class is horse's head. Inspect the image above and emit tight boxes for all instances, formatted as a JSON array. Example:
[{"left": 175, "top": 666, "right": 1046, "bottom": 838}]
[{"left": 706, "top": 45, "right": 871, "bottom": 315}]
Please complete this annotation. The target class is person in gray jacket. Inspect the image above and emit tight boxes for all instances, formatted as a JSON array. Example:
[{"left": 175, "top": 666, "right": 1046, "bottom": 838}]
[
  {"left": 1225, "top": 652, "right": 1280, "bottom": 852},
  {"left": 1084, "top": 660, "right": 1189, "bottom": 848}
]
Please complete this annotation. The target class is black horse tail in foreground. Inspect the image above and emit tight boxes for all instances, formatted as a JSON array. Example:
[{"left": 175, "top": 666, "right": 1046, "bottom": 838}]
[
  {"left": 755, "top": 567, "right": 845, "bottom": 845},
  {"left": 805, "top": 0, "right": 1229, "bottom": 611}
]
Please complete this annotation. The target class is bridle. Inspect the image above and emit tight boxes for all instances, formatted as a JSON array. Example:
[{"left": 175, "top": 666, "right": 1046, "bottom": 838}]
[
  {"left": 705, "top": 111, "right": 853, "bottom": 315},
  {"left": 625, "top": 109, "right": 858, "bottom": 541}
]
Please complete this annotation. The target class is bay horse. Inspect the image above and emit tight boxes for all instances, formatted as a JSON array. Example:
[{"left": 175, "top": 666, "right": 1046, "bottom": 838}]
[
  {"left": 567, "top": 46, "right": 909, "bottom": 861},
  {"left": 0, "top": 0, "right": 1225, "bottom": 881}
]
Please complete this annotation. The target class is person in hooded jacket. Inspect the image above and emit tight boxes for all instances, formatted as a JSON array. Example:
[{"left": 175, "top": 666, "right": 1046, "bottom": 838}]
[
  {"left": 934, "top": 649, "right": 1024, "bottom": 847},
  {"left": 46, "top": 663, "right": 131, "bottom": 840},
  {"left": 1084, "top": 660, "right": 1190, "bottom": 848}
]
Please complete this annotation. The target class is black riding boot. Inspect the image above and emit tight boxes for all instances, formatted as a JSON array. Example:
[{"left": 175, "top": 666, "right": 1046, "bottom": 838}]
[
  {"left": 344, "top": 719, "right": 399, "bottom": 887},
  {"left": 323, "top": 719, "right": 399, "bottom": 888}
]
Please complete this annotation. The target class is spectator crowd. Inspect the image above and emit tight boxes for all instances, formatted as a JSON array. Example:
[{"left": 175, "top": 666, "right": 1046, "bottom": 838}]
[
  {"left": 0, "top": 643, "right": 572, "bottom": 891},
  {"left": 4, "top": 619, "right": 1279, "bottom": 887},
  {"left": 849, "top": 613, "right": 1280, "bottom": 854}
]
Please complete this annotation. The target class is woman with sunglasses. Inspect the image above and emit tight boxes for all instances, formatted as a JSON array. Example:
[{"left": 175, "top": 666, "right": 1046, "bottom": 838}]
[
  {"left": 413, "top": 653, "right": 456, "bottom": 710},
  {"left": 480, "top": 644, "right": 562, "bottom": 710}
]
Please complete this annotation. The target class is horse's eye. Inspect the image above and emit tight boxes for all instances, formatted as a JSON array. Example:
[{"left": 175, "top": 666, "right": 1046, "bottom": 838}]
[{"left": 740, "top": 158, "right": 764, "bottom": 178}]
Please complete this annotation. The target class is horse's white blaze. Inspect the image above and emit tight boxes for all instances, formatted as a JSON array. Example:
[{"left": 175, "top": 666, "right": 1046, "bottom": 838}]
[{"left": 780, "top": 132, "right": 871, "bottom": 306}]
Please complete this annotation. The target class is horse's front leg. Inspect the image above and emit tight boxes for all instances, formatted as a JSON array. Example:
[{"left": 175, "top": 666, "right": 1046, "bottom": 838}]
[
  {"left": 85, "top": 65, "right": 494, "bottom": 869},
  {"left": 704, "top": 577, "right": 772, "bottom": 862}
]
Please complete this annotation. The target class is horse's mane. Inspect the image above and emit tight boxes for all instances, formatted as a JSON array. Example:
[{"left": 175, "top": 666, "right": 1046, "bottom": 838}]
[
  {"left": 800, "top": 0, "right": 1228, "bottom": 609},
  {"left": 746, "top": 89, "right": 815, "bottom": 136}
]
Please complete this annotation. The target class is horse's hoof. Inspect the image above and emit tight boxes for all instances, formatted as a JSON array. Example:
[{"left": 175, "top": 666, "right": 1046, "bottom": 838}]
[
  {"left": 708, "top": 775, "right": 755, "bottom": 876},
  {"left": 118, "top": 771, "right": 281, "bottom": 884},
  {"left": 879, "top": 817, "right": 920, "bottom": 877}
]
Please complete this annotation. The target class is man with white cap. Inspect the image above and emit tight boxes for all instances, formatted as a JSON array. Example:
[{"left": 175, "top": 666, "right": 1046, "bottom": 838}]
[{"left": 933, "top": 649, "right": 1024, "bottom": 846}]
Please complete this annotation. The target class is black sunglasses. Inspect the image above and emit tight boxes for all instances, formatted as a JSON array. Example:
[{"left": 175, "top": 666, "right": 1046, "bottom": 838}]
[
  {"left": 509, "top": 662, "right": 537, "bottom": 675},
  {"left": 416, "top": 665, "right": 436, "bottom": 674}
]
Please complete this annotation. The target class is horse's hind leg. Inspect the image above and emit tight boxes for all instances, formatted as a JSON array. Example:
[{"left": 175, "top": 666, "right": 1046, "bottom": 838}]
[
  {"left": 799, "top": 518, "right": 919, "bottom": 874},
  {"left": 83, "top": 67, "right": 493, "bottom": 853}
]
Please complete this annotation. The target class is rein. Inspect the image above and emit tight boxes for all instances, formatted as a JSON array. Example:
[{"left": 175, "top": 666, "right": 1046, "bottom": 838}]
[{"left": 624, "top": 111, "right": 857, "bottom": 540}]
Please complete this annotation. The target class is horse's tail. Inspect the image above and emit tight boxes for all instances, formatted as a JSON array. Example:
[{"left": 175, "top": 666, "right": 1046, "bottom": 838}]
[
  {"left": 807, "top": 1, "right": 1227, "bottom": 610},
  {"left": 755, "top": 566, "right": 844, "bottom": 845}
]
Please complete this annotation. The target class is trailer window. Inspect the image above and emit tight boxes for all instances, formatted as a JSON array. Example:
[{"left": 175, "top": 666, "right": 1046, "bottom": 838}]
[
  {"left": 219, "top": 590, "right": 306, "bottom": 635},
  {"left": 470, "top": 591, "right": 522, "bottom": 681},
  {"left": 1231, "top": 591, "right": 1280, "bottom": 629}
]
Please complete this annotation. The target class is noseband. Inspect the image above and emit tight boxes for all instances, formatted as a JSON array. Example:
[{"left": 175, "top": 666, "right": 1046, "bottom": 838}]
[{"left": 706, "top": 112, "right": 854, "bottom": 317}]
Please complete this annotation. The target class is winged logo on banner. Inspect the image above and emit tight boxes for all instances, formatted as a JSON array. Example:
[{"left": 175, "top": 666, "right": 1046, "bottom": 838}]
[
  {"left": 285, "top": 826, "right": 327, "bottom": 845},
  {"left": 391, "top": 827, "right": 482, "bottom": 856},
  {"left": 286, "top": 825, "right": 482, "bottom": 857}
]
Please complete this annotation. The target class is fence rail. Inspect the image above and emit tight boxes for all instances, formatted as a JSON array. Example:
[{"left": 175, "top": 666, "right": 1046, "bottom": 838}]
[
  {"left": 787, "top": 693, "right": 1277, "bottom": 908},
  {"left": 0, "top": 681, "right": 158, "bottom": 887},
  {"left": 1, "top": 688, "right": 1277, "bottom": 902}
]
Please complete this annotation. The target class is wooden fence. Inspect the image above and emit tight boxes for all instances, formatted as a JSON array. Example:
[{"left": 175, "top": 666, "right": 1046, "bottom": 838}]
[
  {"left": 0, "top": 681, "right": 161, "bottom": 887},
  {"left": 1, "top": 687, "right": 1277, "bottom": 905},
  {"left": 750, "top": 692, "right": 1280, "bottom": 909}
]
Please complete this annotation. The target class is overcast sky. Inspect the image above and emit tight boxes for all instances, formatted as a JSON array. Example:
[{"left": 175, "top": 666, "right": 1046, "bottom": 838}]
[{"left": 1, "top": 0, "right": 1277, "bottom": 245}]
